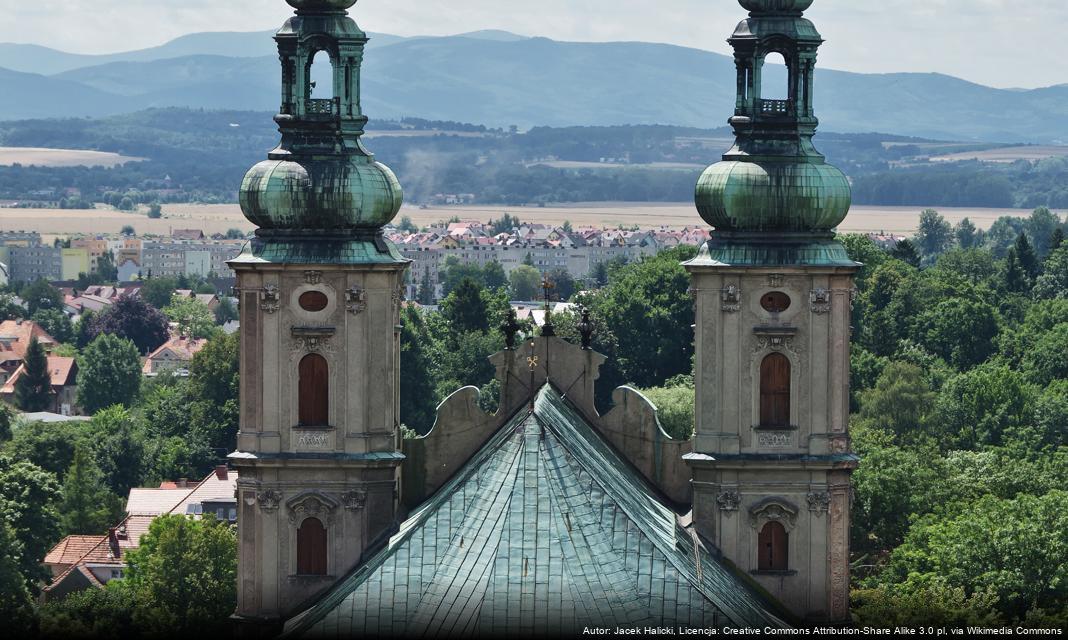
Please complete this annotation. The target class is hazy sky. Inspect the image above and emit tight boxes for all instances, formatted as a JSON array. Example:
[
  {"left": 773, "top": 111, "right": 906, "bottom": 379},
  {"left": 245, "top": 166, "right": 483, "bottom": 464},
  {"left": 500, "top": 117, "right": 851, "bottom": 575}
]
[{"left": 3, "top": 0, "right": 1065, "bottom": 89}]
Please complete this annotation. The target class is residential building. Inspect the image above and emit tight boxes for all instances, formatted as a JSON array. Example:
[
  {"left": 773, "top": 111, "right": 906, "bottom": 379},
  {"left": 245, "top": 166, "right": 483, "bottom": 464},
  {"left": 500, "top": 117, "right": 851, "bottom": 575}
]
[{"left": 0, "top": 356, "right": 79, "bottom": 415}]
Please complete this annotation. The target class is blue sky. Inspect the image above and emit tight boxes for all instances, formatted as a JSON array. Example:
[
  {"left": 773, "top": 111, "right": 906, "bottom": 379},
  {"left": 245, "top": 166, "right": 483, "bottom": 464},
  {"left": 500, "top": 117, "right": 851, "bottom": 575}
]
[{"left": 2, "top": 0, "right": 1064, "bottom": 89}]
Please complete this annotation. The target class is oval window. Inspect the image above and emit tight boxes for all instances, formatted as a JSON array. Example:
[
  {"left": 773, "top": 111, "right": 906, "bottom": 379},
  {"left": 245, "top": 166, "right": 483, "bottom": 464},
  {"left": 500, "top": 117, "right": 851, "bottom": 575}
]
[
  {"left": 760, "top": 291, "right": 791, "bottom": 313},
  {"left": 299, "top": 291, "right": 329, "bottom": 312}
]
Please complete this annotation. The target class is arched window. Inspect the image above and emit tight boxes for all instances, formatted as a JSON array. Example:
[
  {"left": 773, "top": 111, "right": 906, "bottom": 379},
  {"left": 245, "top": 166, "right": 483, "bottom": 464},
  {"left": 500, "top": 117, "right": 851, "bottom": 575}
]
[
  {"left": 308, "top": 50, "right": 334, "bottom": 99},
  {"left": 761, "top": 52, "right": 789, "bottom": 100},
  {"left": 758, "top": 521, "right": 788, "bottom": 571},
  {"left": 299, "top": 354, "right": 329, "bottom": 426},
  {"left": 296, "top": 517, "right": 327, "bottom": 575},
  {"left": 759, "top": 353, "right": 790, "bottom": 427}
]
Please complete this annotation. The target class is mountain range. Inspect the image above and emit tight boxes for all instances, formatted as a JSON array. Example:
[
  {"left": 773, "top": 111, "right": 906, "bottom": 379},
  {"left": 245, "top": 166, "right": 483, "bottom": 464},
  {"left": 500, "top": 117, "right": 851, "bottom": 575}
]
[{"left": 1, "top": 30, "right": 1067, "bottom": 143}]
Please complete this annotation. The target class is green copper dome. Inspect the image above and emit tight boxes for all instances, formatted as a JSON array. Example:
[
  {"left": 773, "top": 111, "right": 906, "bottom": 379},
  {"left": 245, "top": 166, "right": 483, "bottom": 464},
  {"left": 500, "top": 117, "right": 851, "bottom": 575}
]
[
  {"left": 286, "top": 0, "right": 358, "bottom": 11},
  {"left": 240, "top": 157, "right": 402, "bottom": 230},
  {"left": 696, "top": 161, "right": 850, "bottom": 232},
  {"left": 739, "top": 0, "right": 814, "bottom": 14}
]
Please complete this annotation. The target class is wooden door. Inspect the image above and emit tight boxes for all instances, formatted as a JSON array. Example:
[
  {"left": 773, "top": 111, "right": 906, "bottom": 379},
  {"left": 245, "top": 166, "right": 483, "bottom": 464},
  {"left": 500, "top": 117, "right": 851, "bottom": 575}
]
[
  {"left": 758, "top": 521, "right": 788, "bottom": 571},
  {"left": 297, "top": 517, "right": 328, "bottom": 575},
  {"left": 299, "top": 354, "right": 329, "bottom": 426},
  {"left": 759, "top": 353, "right": 790, "bottom": 427}
]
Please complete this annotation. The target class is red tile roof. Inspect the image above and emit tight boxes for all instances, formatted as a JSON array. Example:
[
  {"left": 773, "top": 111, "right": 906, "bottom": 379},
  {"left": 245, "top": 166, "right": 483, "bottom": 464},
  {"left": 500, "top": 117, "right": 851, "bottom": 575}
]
[
  {"left": 1, "top": 356, "right": 77, "bottom": 394},
  {"left": 0, "top": 320, "right": 56, "bottom": 363}
]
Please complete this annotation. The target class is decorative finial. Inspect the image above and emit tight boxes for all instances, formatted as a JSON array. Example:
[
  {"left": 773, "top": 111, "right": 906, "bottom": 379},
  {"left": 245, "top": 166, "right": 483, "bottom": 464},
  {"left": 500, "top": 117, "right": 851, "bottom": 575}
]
[
  {"left": 539, "top": 275, "right": 556, "bottom": 337},
  {"left": 738, "top": 0, "right": 813, "bottom": 15},
  {"left": 577, "top": 307, "right": 594, "bottom": 350},
  {"left": 501, "top": 308, "right": 522, "bottom": 350}
]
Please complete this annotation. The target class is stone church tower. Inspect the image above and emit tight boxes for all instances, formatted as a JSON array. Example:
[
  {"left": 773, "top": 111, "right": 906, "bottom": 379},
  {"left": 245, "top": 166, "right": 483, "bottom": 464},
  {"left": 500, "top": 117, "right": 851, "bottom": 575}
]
[
  {"left": 684, "top": 0, "right": 859, "bottom": 622},
  {"left": 228, "top": 0, "right": 408, "bottom": 627}
]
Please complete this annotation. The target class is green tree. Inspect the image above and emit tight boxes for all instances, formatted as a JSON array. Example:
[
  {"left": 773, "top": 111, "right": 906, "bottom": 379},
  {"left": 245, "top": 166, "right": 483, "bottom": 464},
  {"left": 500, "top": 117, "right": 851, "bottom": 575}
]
[
  {"left": 1033, "top": 380, "right": 1068, "bottom": 448},
  {"left": 440, "top": 278, "right": 491, "bottom": 333},
  {"left": 954, "top": 217, "right": 980, "bottom": 249},
  {"left": 872, "top": 491, "right": 1068, "bottom": 621},
  {"left": 77, "top": 334, "right": 142, "bottom": 413},
  {"left": 140, "top": 277, "right": 178, "bottom": 309},
  {"left": 164, "top": 295, "right": 215, "bottom": 339},
  {"left": 0, "top": 404, "right": 11, "bottom": 442},
  {"left": 397, "top": 215, "right": 417, "bottom": 233},
  {"left": 0, "top": 454, "right": 61, "bottom": 587},
  {"left": 589, "top": 246, "right": 696, "bottom": 394},
  {"left": 124, "top": 514, "right": 237, "bottom": 635},
  {"left": 857, "top": 361, "right": 934, "bottom": 437},
  {"left": 31, "top": 308, "right": 73, "bottom": 344},
  {"left": 1014, "top": 232, "right": 1040, "bottom": 281},
  {"left": 1026, "top": 206, "right": 1061, "bottom": 256},
  {"left": 509, "top": 264, "right": 542, "bottom": 301},
  {"left": 74, "top": 309, "right": 96, "bottom": 349},
  {"left": 96, "top": 250, "right": 118, "bottom": 282},
  {"left": 15, "top": 336, "right": 53, "bottom": 412},
  {"left": 185, "top": 332, "right": 240, "bottom": 450},
  {"left": 0, "top": 522, "right": 33, "bottom": 634},
  {"left": 482, "top": 260, "right": 508, "bottom": 291},
  {"left": 522, "top": 252, "right": 535, "bottom": 267},
  {"left": 1003, "top": 247, "right": 1030, "bottom": 293},
  {"left": 1033, "top": 245, "right": 1068, "bottom": 299},
  {"left": 59, "top": 443, "right": 123, "bottom": 535},
  {"left": 546, "top": 267, "right": 576, "bottom": 301},
  {"left": 890, "top": 238, "right": 921, "bottom": 267},
  {"left": 915, "top": 208, "right": 953, "bottom": 257},
  {"left": 852, "top": 584, "right": 1002, "bottom": 627},
  {"left": 87, "top": 406, "right": 145, "bottom": 496},
  {"left": 146, "top": 202, "right": 162, "bottom": 218},
  {"left": 930, "top": 364, "right": 1036, "bottom": 450},
  {"left": 399, "top": 305, "right": 438, "bottom": 434},
  {"left": 0, "top": 293, "right": 25, "bottom": 321},
  {"left": 1023, "top": 323, "right": 1068, "bottom": 385},
  {"left": 4, "top": 419, "right": 85, "bottom": 479},
  {"left": 213, "top": 296, "right": 238, "bottom": 325},
  {"left": 22, "top": 278, "right": 63, "bottom": 315},
  {"left": 120, "top": 224, "right": 135, "bottom": 236},
  {"left": 417, "top": 266, "right": 434, "bottom": 304},
  {"left": 638, "top": 382, "right": 695, "bottom": 440},
  {"left": 1050, "top": 227, "right": 1065, "bottom": 252},
  {"left": 915, "top": 298, "right": 999, "bottom": 369},
  {"left": 37, "top": 582, "right": 137, "bottom": 640},
  {"left": 439, "top": 257, "right": 485, "bottom": 296}
]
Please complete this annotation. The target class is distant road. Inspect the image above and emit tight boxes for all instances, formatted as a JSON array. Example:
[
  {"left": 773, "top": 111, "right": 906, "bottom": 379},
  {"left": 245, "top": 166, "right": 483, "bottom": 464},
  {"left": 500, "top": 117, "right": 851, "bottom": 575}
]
[{"left": 0, "top": 202, "right": 1045, "bottom": 242}]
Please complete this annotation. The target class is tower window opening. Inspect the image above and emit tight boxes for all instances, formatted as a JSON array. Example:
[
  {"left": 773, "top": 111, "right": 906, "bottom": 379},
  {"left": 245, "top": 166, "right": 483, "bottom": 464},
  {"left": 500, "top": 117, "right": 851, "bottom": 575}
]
[
  {"left": 308, "top": 50, "right": 335, "bottom": 99},
  {"left": 760, "top": 291, "right": 791, "bottom": 313},
  {"left": 759, "top": 353, "right": 791, "bottom": 427},
  {"left": 760, "top": 52, "right": 789, "bottom": 101},
  {"left": 296, "top": 517, "right": 328, "bottom": 575},
  {"left": 299, "top": 353, "right": 329, "bottom": 426},
  {"left": 758, "top": 521, "right": 788, "bottom": 571}
]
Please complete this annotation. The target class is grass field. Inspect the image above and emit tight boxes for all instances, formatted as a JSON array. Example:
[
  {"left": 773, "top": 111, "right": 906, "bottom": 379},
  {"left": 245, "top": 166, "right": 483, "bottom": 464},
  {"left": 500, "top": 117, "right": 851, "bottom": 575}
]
[
  {"left": 0, "top": 202, "right": 1046, "bottom": 243},
  {"left": 0, "top": 147, "right": 144, "bottom": 168}
]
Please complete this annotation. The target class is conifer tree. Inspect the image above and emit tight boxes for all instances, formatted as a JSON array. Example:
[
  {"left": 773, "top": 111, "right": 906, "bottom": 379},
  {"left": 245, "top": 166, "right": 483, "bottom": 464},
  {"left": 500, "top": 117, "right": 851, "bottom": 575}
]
[
  {"left": 1014, "top": 232, "right": 1039, "bottom": 281},
  {"left": 15, "top": 337, "right": 52, "bottom": 412},
  {"left": 1049, "top": 227, "right": 1064, "bottom": 253},
  {"left": 417, "top": 266, "right": 434, "bottom": 305},
  {"left": 891, "top": 239, "right": 921, "bottom": 268},
  {"left": 59, "top": 443, "right": 122, "bottom": 536},
  {"left": 1004, "top": 248, "right": 1028, "bottom": 293}
]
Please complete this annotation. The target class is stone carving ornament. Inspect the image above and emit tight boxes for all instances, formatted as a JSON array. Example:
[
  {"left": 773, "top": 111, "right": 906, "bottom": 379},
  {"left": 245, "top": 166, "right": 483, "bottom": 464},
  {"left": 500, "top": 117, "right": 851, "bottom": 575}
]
[
  {"left": 748, "top": 498, "right": 799, "bottom": 531},
  {"left": 257, "top": 489, "right": 282, "bottom": 513},
  {"left": 809, "top": 288, "right": 832, "bottom": 314},
  {"left": 716, "top": 490, "right": 741, "bottom": 514},
  {"left": 304, "top": 270, "right": 323, "bottom": 285},
  {"left": 807, "top": 491, "right": 831, "bottom": 516},
  {"left": 291, "top": 334, "right": 334, "bottom": 353},
  {"left": 752, "top": 334, "right": 803, "bottom": 357},
  {"left": 342, "top": 490, "right": 367, "bottom": 511},
  {"left": 720, "top": 285, "right": 742, "bottom": 312},
  {"left": 261, "top": 284, "right": 281, "bottom": 313},
  {"left": 287, "top": 493, "right": 338, "bottom": 526},
  {"left": 345, "top": 285, "right": 367, "bottom": 314}
]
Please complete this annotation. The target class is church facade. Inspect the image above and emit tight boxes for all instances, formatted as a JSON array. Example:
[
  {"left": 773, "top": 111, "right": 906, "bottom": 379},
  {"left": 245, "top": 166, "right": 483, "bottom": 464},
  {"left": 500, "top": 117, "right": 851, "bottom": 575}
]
[{"left": 229, "top": 0, "right": 858, "bottom": 634}]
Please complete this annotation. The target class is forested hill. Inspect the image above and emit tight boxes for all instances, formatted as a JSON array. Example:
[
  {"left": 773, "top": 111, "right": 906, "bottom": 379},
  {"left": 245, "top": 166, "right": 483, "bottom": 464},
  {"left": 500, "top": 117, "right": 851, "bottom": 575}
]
[
  {"left": 1, "top": 30, "right": 1067, "bottom": 142},
  {"left": 2, "top": 109, "right": 1067, "bottom": 209}
]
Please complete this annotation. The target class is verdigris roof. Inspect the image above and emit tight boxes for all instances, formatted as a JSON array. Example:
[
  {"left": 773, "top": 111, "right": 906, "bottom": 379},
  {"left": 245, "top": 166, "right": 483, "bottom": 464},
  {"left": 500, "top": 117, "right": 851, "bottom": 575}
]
[{"left": 282, "top": 386, "right": 789, "bottom": 637}]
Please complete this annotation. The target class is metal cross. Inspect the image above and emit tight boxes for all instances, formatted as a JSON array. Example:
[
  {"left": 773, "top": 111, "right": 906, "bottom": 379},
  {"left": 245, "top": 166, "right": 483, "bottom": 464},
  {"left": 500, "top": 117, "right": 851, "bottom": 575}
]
[{"left": 527, "top": 355, "right": 539, "bottom": 370}]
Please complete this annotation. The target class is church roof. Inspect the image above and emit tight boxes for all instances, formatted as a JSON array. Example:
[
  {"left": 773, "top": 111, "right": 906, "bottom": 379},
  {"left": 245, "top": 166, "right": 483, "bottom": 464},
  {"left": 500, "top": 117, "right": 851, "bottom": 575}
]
[{"left": 282, "top": 386, "right": 788, "bottom": 637}]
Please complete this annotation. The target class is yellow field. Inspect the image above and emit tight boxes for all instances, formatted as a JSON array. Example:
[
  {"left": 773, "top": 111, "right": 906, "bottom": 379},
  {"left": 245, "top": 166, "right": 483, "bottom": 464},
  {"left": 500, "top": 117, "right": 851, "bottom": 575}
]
[
  {"left": 0, "top": 202, "right": 1046, "bottom": 243},
  {"left": 0, "top": 147, "right": 144, "bottom": 168},
  {"left": 930, "top": 145, "right": 1068, "bottom": 163}
]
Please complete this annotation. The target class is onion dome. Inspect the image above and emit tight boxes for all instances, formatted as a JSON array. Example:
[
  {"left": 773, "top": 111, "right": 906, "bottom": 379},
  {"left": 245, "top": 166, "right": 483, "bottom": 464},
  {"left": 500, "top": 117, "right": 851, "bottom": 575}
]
[
  {"left": 696, "top": 161, "right": 850, "bottom": 233},
  {"left": 240, "top": 157, "right": 402, "bottom": 231}
]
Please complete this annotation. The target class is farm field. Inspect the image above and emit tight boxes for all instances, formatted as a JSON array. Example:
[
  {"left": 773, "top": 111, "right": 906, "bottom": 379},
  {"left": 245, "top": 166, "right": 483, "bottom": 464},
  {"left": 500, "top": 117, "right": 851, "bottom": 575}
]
[
  {"left": 929, "top": 145, "right": 1068, "bottom": 163},
  {"left": 0, "top": 202, "right": 1045, "bottom": 243},
  {"left": 0, "top": 146, "right": 144, "bottom": 168}
]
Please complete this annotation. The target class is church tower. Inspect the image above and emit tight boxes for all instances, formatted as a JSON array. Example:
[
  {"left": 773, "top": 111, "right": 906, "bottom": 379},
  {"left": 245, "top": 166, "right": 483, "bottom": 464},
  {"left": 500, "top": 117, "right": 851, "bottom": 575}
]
[
  {"left": 684, "top": 0, "right": 859, "bottom": 622},
  {"left": 228, "top": 0, "right": 408, "bottom": 627}
]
